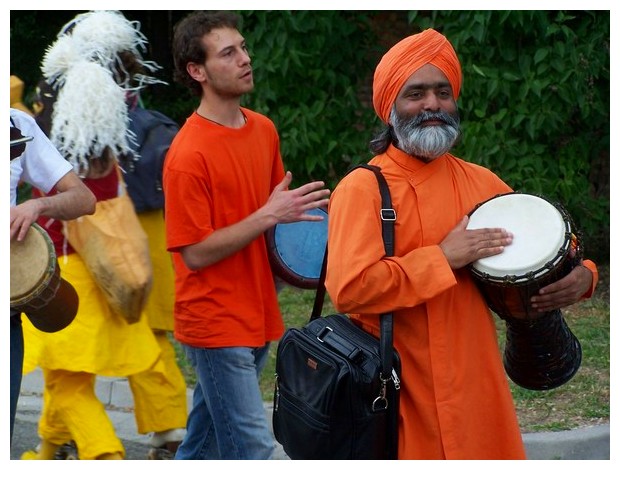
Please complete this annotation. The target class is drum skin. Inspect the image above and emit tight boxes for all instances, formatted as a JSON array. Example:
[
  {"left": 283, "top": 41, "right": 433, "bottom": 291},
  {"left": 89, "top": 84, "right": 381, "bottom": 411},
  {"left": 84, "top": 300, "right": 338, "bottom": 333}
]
[
  {"left": 467, "top": 192, "right": 582, "bottom": 390},
  {"left": 467, "top": 192, "right": 579, "bottom": 321},
  {"left": 10, "top": 223, "right": 78, "bottom": 333},
  {"left": 266, "top": 207, "right": 328, "bottom": 290},
  {"left": 11, "top": 223, "right": 56, "bottom": 307}
]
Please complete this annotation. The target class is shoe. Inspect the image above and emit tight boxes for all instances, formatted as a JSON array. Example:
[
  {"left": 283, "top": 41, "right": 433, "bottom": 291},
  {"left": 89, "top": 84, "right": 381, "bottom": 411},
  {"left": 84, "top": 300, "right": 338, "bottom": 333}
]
[
  {"left": 55, "top": 441, "right": 79, "bottom": 460},
  {"left": 149, "top": 428, "right": 185, "bottom": 448},
  {"left": 20, "top": 450, "right": 39, "bottom": 460},
  {"left": 147, "top": 446, "right": 176, "bottom": 460},
  {"left": 146, "top": 428, "right": 184, "bottom": 460}
]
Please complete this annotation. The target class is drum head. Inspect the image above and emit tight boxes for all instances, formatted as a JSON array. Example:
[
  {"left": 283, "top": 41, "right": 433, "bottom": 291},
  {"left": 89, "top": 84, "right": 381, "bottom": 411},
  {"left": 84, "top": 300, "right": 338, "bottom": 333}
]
[
  {"left": 467, "top": 193, "right": 570, "bottom": 280},
  {"left": 267, "top": 208, "right": 328, "bottom": 289},
  {"left": 10, "top": 223, "right": 56, "bottom": 304}
]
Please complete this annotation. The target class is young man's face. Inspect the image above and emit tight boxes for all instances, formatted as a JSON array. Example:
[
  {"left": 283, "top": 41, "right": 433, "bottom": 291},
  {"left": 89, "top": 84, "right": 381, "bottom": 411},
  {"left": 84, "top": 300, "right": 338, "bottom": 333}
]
[{"left": 199, "top": 27, "right": 254, "bottom": 98}]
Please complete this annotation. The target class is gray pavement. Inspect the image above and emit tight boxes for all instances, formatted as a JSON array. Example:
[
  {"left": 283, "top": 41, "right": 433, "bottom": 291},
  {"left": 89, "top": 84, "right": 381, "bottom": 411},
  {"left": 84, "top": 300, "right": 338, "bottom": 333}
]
[{"left": 12, "top": 368, "right": 610, "bottom": 460}]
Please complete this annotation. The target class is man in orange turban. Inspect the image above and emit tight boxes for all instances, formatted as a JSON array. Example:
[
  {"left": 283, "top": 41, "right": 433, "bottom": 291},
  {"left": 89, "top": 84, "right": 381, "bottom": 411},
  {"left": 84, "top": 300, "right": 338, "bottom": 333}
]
[{"left": 326, "top": 29, "right": 598, "bottom": 459}]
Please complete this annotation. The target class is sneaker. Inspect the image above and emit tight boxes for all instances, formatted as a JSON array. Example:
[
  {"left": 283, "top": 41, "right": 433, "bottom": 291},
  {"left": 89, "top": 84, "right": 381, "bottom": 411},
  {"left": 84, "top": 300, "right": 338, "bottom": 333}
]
[
  {"left": 20, "top": 450, "right": 39, "bottom": 460},
  {"left": 147, "top": 446, "right": 176, "bottom": 460},
  {"left": 149, "top": 428, "right": 185, "bottom": 448},
  {"left": 147, "top": 429, "right": 185, "bottom": 460},
  {"left": 55, "top": 441, "right": 79, "bottom": 460}
]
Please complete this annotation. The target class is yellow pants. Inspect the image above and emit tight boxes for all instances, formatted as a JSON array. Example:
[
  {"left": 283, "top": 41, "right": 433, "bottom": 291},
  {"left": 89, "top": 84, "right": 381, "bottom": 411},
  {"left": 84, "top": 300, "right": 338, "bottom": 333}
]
[
  {"left": 27, "top": 212, "right": 187, "bottom": 457},
  {"left": 129, "top": 330, "right": 188, "bottom": 434},
  {"left": 39, "top": 370, "right": 125, "bottom": 460},
  {"left": 38, "top": 332, "right": 187, "bottom": 458}
]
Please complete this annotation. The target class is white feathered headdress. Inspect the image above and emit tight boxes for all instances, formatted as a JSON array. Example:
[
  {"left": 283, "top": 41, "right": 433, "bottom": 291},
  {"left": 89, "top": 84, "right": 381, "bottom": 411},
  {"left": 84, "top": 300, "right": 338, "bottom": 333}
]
[
  {"left": 43, "top": 10, "right": 164, "bottom": 90},
  {"left": 51, "top": 60, "right": 132, "bottom": 174},
  {"left": 40, "top": 10, "right": 164, "bottom": 174}
]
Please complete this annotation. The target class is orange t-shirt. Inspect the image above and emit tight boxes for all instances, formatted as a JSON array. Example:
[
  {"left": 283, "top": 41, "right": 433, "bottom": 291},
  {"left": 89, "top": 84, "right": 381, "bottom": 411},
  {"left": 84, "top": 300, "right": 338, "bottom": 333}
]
[{"left": 163, "top": 109, "right": 285, "bottom": 348}]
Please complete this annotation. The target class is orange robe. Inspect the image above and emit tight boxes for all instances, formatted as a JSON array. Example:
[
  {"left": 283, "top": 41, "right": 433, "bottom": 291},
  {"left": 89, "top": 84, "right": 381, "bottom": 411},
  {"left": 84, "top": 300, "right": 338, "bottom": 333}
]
[{"left": 325, "top": 145, "right": 526, "bottom": 459}]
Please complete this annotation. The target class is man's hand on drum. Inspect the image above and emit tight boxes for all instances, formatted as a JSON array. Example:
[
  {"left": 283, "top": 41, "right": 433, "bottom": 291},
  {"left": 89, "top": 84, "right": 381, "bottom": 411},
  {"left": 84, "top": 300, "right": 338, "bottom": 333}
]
[
  {"left": 440, "top": 215, "right": 513, "bottom": 270},
  {"left": 265, "top": 171, "right": 330, "bottom": 224},
  {"left": 530, "top": 263, "right": 594, "bottom": 313},
  {"left": 10, "top": 201, "right": 41, "bottom": 242},
  {"left": 11, "top": 171, "right": 95, "bottom": 242}
]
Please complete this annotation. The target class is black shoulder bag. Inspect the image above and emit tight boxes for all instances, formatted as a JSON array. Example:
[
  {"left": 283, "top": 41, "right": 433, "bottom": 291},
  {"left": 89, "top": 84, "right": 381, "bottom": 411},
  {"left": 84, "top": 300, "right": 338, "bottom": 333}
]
[{"left": 272, "top": 164, "right": 401, "bottom": 459}]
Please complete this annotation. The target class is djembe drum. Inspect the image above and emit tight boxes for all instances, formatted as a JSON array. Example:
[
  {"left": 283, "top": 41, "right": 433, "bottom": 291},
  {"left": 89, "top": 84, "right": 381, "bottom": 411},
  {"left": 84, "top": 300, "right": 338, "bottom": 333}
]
[
  {"left": 467, "top": 192, "right": 582, "bottom": 390},
  {"left": 266, "top": 207, "right": 328, "bottom": 290},
  {"left": 11, "top": 223, "right": 79, "bottom": 332}
]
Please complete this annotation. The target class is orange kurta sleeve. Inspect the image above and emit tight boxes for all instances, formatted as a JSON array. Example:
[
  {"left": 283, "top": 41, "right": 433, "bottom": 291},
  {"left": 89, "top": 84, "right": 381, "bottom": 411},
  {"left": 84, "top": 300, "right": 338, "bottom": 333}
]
[
  {"left": 580, "top": 259, "right": 599, "bottom": 299},
  {"left": 326, "top": 171, "right": 456, "bottom": 315}
]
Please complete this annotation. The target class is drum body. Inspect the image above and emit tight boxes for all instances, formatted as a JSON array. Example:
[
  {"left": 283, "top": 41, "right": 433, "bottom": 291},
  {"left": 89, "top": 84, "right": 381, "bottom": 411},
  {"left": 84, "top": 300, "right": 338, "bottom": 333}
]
[
  {"left": 266, "top": 208, "right": 328, "bottom": 290},
  {"left": 10, "top": 223, "right": 78, "bottom": 332},
  {"left": 467, "top": 192, "right": 582, "bottom": 390}
]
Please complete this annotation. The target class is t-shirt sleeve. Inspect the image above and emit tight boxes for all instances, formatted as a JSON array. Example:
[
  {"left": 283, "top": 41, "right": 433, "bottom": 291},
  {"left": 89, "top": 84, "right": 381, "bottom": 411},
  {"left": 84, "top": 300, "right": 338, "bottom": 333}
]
[
  {"left": 164, "top": 167, "right": 214, "bottom": 252},
  {"left": 11, "top": 109, "right": 72, "bottom": 193}
]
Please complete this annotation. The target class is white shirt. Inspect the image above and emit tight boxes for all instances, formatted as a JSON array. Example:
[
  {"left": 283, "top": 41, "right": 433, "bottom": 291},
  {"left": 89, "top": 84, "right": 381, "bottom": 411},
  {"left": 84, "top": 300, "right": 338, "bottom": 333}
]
[{"left": 10, "top": 108, "right": 72, "bottom": 206}]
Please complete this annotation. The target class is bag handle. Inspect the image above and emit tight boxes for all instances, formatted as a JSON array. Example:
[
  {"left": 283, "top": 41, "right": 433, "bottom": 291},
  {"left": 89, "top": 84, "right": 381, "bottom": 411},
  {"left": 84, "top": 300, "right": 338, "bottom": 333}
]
[{"left": 311, "top": 163, "right": 396, "bottom": 382}]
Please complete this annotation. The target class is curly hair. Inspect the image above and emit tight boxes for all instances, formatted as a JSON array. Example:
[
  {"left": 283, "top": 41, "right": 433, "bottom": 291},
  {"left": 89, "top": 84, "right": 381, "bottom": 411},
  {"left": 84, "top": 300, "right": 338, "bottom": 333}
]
[{"left": 172, "top": 10, "right": 240, "bottom": 97}]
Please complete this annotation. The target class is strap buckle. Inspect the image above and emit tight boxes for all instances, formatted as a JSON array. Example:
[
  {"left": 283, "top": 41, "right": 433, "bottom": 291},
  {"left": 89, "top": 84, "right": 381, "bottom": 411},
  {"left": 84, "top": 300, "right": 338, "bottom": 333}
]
[{"left": 380, "top": 208, "right": 396, "bottom": 221}]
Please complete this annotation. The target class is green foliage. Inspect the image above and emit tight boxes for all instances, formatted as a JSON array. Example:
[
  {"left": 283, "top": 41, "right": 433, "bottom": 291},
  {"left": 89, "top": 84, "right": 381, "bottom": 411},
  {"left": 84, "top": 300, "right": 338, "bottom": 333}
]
[
  {"left": 9, "top": 10, "right": 609, "bottom": 262},
  {"left": 240, "top": 11, "right": 379, "bottom": 185},
  {"left": 407, "top": 11, "right": 609, "bottom": 261}
]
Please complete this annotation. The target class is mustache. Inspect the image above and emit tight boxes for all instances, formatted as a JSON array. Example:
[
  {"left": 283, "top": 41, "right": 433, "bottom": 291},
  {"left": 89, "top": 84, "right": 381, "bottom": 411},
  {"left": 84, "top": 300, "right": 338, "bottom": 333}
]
[{"left": 408, "top": 110, "right": 459, "bottom": 129}]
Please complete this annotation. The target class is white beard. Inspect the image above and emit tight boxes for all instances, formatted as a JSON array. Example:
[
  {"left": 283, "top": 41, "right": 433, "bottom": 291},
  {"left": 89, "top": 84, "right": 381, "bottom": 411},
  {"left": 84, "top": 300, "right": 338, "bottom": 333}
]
[{"left": 391, "top": 109, "right": 460, "bottom": 161}]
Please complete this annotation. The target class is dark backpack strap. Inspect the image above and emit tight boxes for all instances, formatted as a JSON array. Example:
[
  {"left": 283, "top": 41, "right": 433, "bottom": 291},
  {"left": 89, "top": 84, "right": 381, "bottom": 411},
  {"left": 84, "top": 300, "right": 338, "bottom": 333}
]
[
  {"left": 312, "top": 163, "right": 399, "bottom": 459},
  {"left": 312, "top": 164, "right": 396, "bottom": 378},
  {"left": 312, "top": 164, "right": 395, "bottom": 319},
  {"left": 350, "top": 165, "right": 396, "bottom": 387},
  {"left": 352, "top": 164, "right": 395, "bottom": 256},
  {"left": 311, "top": 246, "right": 329, "bottom": 320}
]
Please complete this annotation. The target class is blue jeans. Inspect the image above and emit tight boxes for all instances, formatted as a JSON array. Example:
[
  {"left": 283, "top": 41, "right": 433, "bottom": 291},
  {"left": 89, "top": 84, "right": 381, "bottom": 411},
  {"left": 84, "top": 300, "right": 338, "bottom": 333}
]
[
  {"left": 10, "top": 311, "right": 23, "bottom": 443},
  {"left": 175, "top": 344, "right": 274, "bottom": 460}
]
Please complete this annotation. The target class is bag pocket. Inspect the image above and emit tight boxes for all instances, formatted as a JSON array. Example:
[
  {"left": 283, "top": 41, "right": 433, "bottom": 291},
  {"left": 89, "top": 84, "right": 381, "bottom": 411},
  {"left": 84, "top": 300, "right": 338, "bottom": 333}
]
[
  {"left": 273, "top": 330, "right": 344, "bottom": 458},
  {"left": 273, "top": 380, "right": 333, "bottom": 459}
]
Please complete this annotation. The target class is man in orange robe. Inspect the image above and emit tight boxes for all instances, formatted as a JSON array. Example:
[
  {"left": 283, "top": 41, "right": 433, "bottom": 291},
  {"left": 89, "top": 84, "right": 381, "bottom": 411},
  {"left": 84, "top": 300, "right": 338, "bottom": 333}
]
[{"left": 325, "top": 28, "right": 598, "bottom": 460}]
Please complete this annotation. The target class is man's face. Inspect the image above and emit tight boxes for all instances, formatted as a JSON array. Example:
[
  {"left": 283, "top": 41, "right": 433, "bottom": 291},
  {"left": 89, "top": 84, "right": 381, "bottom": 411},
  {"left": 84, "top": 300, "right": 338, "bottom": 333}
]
[
  {"left": 198, "top": 27, "right": 254, "bottom": 98},
  {"left": 393, "top": 64, "right": 457, "bottom": 119},
  {"left": 391, "top": 64, "right": 460, "bottom": 161}
]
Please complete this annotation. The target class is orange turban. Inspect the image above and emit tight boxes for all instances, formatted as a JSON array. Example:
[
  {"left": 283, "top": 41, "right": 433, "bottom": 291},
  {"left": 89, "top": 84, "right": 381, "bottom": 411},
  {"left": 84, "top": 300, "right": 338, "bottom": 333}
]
[{"left": 372, "top": 29, "right": 462, "bottom": 124}]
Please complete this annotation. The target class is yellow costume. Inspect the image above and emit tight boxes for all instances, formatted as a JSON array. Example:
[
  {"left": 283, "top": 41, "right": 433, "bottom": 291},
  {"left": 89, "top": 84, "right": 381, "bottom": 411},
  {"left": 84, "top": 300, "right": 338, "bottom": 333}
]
[
  {"left": 23, "top": 253, "right": 162, "bottom": 459},
  {"left": 21, "top": 10, "right": 187, "bottom": 460},
  {"left": 22, "top": 210, "right": 187, "bottom": 459},
  {"left": 130, "top": 210, "right": 187, "bottom": 437}
]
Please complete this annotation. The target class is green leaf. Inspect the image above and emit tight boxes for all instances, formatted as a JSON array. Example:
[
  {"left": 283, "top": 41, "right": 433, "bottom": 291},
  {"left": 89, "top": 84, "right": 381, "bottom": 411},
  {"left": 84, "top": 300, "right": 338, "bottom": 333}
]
[
  {"left": 534, "top": 47, "right": 550, "bottom": 64},
  {"left": 472, "top": 64, "right": 486, "bottom": 77}
]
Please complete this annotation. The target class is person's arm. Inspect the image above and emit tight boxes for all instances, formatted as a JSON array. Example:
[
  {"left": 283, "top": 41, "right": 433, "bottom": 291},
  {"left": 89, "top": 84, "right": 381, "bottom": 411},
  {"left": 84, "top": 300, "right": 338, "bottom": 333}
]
[
  {"left": 180, "top": 171, "right": 329, "bottom": 270},
  {"left": 10, "top": 171, "right": 96, "bottom": 241}
]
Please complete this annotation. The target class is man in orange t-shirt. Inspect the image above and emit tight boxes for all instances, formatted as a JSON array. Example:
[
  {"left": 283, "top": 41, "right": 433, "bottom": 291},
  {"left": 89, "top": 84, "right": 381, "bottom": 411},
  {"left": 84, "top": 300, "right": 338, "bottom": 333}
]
[
  {"left": 325, "top": 29, "right": 598, "bottom": 459},
  {"left": 164, "top": 11, "right": 329, "bottom": 460}
]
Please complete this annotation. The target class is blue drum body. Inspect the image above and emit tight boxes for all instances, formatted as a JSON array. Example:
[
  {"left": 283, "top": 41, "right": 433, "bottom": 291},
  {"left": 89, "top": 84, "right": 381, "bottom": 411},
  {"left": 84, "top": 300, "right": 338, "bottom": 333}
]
[{"left": 266, "top": 208, "right": 328, "bottom": 289}]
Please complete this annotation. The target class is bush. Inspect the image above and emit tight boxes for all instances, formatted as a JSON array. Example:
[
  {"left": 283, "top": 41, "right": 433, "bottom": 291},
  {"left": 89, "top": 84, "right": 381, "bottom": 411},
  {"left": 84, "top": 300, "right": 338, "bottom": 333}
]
[
  {"left": 240, "top": 11, "right": 380, "bottom": 184},
  {"left": 407, "top": 11, "right": 609, "bottom": 262},
  {"left": 10, "top": 10, "right": 609, "bottom": 262}
]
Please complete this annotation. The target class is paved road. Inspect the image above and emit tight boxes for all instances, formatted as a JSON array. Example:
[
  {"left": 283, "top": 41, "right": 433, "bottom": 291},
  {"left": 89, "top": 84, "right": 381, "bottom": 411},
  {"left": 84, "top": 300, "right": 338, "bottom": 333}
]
[
  {"left": 10, "top": 369, "right": 610, "bottom": 461},
  {"left": 11, "top": 418, "right": 148, "bottom": 460},
  {"left": 11, "top": 370, "right": 289, "bottom": 460}
]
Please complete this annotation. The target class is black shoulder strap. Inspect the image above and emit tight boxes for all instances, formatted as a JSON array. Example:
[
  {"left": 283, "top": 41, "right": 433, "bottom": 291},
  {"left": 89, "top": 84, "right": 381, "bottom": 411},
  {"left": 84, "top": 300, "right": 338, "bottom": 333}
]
[
  {"left": 355, "top": 164, "right": 395, "bottom": 256},
  {"left": 311, "top": 163, "right": 396, "bottom": 381},
  {"left": 312, "top": 164, "right": 395, "bottom": 317}
]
